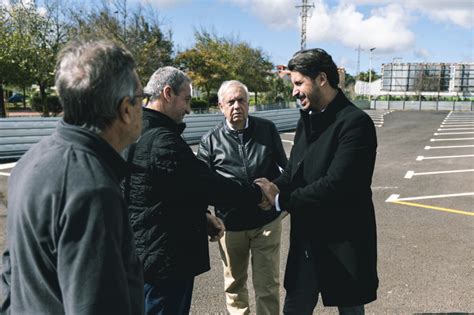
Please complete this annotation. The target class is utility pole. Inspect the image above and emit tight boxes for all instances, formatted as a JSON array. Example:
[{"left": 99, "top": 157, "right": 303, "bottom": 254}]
[
  {"left": 355, "top": 45, "right": 364, "bottom": 78},
  {"left": 368, "top": 47, "right": 376, "bottom": 101},
  {"left": 296, "top": 0, "right": 315, "bottom": 50}
]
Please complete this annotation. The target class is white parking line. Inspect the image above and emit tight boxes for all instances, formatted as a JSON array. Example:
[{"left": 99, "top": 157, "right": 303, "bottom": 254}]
[
  {"left": 438, "top": 128, "right": 474, "bottom": 131},
  {"left": 386, "top": 192, "right": 474, "bottom": 202},
  {"left": 425, "top": 145, "right": 474, "bottom": 150},
  {"left": 443, "top": 120, "right": 474, "bottom": 122},
  {"left": 0, "top": 172, "right": 10, "bottom": 177},
  {"left": 416, "top": 154, "right": 474, "bottom": 161},
  {"left": 441, "top": 124, "right": 474, "bottom": 127},
  {"left": 430, "top": 137, "right": 474, "bottom": 142},
  {"left": 404, "top": 169, "right": 474, "bottom": 179},
  {"left": 0, "top": 162, "right": 16, "bottom": 170},
  {"left": 434, "top": 132, "right": 474, "bottom": 135}
]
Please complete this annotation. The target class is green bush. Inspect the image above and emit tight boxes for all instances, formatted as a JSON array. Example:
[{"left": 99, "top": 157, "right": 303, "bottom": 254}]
[
  {"left": 191, "top": 98, "right": 208, "bottom": 110},
  {"left": 207, "top": 93, "right": 218, "bottom": 107},
  {"left": 31, "top": 94, "right": 63, "bottom": 116}
]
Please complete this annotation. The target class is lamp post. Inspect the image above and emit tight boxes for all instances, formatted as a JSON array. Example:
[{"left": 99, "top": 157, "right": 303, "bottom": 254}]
[{"left": 368, "top": 47, "right": 376, "bottom": 102}]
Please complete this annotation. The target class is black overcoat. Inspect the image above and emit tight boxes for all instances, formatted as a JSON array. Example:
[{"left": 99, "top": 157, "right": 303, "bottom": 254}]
[{"left": 274, "top": 90, "right": 379, "bottom": 306}]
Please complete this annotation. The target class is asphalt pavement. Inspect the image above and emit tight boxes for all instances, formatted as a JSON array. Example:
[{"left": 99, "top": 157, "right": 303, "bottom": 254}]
[{"left": 0, "top": 110, "right": 472, "bottom": 314}]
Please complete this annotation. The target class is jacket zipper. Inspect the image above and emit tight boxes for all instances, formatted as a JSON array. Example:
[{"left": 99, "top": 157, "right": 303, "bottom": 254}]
[{"left": 238, "top": 138, "right": 251, "bottom": 183}]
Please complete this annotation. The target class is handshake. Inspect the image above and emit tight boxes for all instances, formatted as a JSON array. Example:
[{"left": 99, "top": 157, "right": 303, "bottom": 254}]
[{"left": 254, "top": 178, "right": 279, "bottom": 211}]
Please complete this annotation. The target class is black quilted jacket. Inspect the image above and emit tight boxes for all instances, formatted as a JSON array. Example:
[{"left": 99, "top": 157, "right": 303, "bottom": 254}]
[{"left": 122, "top": 108, "right": 261, "bottom": 284}]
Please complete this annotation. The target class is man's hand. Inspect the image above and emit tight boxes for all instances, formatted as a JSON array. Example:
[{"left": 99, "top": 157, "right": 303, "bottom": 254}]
[
  {"left": 254, "top": 178, "right": 279, "bottom": 207},
  {"left": 258, "top": 194, "right": 272, "bottom": 211},
  {"left": 206, "top": 213, "right": 225, "bottom": 242}
]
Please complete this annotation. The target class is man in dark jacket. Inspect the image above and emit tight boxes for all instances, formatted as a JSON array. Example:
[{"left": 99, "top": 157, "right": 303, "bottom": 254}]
[
  {"left": 197, "top": 80, "right": 287, "bottom": 315},
  {"left": 255, "top": 48, "right": 379, "bottom": 314},
  {"left": 1, "top": 39, "right": 144, "bottom": 314},
  {"left": 123, "top": 67, "right": 264, "bottom": 315}
]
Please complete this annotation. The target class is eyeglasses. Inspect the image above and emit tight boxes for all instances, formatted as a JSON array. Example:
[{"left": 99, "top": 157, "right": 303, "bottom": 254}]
[
  {"left": 132, "top": 93, "right": 150, "bottom": 106},
  {"left": 134, "top": 93, "right": 148, "bottom": 99}
]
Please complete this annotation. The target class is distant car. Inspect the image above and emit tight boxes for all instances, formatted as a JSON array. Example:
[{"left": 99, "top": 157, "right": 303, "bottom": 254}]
[{"left": 8, "top": 93, "right": 25, "bottom": 103}]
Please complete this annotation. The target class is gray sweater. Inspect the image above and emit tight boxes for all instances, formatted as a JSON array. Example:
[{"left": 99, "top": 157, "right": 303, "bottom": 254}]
[{"left": 1, "top": 120, "right": 143, "bottom": 315}]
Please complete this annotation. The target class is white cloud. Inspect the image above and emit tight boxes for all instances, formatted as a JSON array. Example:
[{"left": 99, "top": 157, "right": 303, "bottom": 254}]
[
  {"left": 306, "top": 2, "right": 415, "bottom": 53},
  {"left": 227, "top": 0, "right": 471, "bottom": 54},
  {"left": 353, "top": 0, "right": 473, "bottom": 29},
  {"left": 414, "top": 48, "right": 430, "bottom": 60},
  {"left": 37, "top": 6, "right": 47, "bottom": 17},
  {"left": 141, "top": 0, "right": 190, "bottom": 9},
  {"left": 226, "top": 0, "right": 296, "bottom": 30}
]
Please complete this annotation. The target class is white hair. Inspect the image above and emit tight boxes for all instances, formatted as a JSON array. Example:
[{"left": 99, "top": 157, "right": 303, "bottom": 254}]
[{"left": 217, "top": 80, "right": 250, "bottom": 103}]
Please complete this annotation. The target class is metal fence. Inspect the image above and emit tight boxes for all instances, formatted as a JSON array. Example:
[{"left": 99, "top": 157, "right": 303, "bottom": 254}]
[
  {"left": 371, "top": 100, "right": 473, "bottom": 111},
  {"left": 0, "top": 108, "right": 301, "bottom": 162}
]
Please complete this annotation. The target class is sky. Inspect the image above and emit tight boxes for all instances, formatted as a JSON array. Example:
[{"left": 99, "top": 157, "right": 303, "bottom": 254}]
[
  {"left": 136, "top": 0, "right": 473, "bottom": 76},
  {"left": 5, "top": 0, "right": 472, "bottom": 75}
]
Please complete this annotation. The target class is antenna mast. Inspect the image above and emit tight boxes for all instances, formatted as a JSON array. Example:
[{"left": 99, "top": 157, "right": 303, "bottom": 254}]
[
  {"left": 296, "top": 0, "right": 315, "bottom": 50},
  {"left": 355, "top": 45, "right": 364, "bottom": 77}
]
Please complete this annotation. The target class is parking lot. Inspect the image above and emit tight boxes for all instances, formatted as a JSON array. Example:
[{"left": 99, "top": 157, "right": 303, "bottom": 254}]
[{"left": 0, "top": 110, "right": 473, "bottom": 314}]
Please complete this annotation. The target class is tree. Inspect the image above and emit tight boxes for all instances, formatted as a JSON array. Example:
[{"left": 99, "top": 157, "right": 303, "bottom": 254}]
[
  {"left": 2, "top": 0, "right": 71, "bottom": 116},
  {"left": 343, "top": 72, "right": 356, "bottom": 98},
  {"left": 262, "top": 75, "right": 292, "bottom": 104},
  {"left": 176, "top": 30, "right": 274, "bottom": 105},
  {"left": 232, "top": 42, "right": 273, "bottom": 104},
  {"left": 126, "top": 10, "right": 174, "bottom": 86},
  {"left": 176, "top": 30, "right": 233, "bottom": 102},
  {"left": 357, "top": 70, "right": 380, "bottom": 82},
  {"left": 0, "top": 6, "right": 11, "bottom": 116},
  {"left": 1, "top": 0, "right": 173, "bottom": 116},
  {"left": 69, "top": 1, "right": 174, "bottom": 87}
]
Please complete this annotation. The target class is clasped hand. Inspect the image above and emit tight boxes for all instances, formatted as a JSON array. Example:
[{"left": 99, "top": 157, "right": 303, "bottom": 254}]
[
  {"left": 206, "top": 213, "right": 225, "bottom": 241},
  {"left": 254, "top": 178, "right": 279, "bottom": 211}
]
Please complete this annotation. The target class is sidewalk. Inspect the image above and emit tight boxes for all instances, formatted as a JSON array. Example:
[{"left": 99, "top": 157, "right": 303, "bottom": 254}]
[{"left": 5, "top": 109, "right": 41, "bottom": 117}]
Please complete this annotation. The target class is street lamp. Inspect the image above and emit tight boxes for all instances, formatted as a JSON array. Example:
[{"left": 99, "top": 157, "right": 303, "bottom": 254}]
[{"left": 368, "top": 47, "right": 376, "bottom": 102}]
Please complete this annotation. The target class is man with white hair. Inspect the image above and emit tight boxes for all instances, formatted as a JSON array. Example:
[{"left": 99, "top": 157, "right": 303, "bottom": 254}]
[
  {"left": 123, "top": 67, "right": 266, "bottom": 315},
  {"left": 197, "top": 80, "right": 287, "bottom": 315}
]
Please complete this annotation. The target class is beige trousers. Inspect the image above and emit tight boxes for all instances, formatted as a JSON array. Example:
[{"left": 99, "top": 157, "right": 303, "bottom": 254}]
[{"left": 218, "top": 216, "right": 282, "bottom": 315}]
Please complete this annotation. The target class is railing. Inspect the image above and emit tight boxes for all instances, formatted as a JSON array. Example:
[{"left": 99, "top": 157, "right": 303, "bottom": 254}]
[
  {"left": 0, "top": 108, "right": 301, "bottom": 162},
  {"left": 190, "top": 102, "right": 296, "bottom": 114},
  {"left": 371, "top": 100, "right": 473, "bottom": 111}
]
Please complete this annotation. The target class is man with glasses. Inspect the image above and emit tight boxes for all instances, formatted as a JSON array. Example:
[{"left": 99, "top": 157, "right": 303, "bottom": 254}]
[
  {"left": 1, "top": 39, "right": 144, "bottom": 314},
  {"left": 123, "top": 67, "right": 266, "bottom": 315},
  {"left": 197, "top": 80, "right": 287, "bottom": 315},
  {"left": 255, "top": 48, "right": 379, "bottom": 314}
]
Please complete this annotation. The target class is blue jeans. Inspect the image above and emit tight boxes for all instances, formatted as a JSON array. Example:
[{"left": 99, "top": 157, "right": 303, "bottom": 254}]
[
  {"left": 283, "top": 247, "right": 365, "bottom": 315},
  {"left": 144, "top": 277, "right": 195, "bottom": 315}
]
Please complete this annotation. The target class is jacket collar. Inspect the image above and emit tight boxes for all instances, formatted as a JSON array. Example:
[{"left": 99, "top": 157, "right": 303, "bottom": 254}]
[
  {"left": 300, "top": 89, "right": 348, "bottom": 137},
  {"left": 223, "top": 116, "right": 255, "bottom": 142},
  {"left": 55, "top": 119, "right": 128, "bottom": 182},
  {"left": 142, "top": 107, "right": 186, "bottom": 135}
]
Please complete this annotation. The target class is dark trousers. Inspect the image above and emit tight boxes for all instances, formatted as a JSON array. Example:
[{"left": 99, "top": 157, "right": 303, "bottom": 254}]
[
  {"left": 144, "top": 277, "right": 195, "bottom": 315},
  {"left": 283, "top": 247, "right": 365, "bottom": 315}
]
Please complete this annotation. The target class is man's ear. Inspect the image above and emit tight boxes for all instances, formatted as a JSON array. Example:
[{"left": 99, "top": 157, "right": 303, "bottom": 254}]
[
  {"left": 118, "top": 97, "right": 133, "bottom": 125},
  {"left": 319, "top": 72, "right": 328, "bottom": 87},
  {"left": 163, "top": 86, "right": 173, "bottom": 102},
  {"left": 218, "top": 102, "right": 224, "bottom": 113}
]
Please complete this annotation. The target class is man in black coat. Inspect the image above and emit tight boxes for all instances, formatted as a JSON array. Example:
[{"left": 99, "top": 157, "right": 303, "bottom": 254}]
[
  {"left": 255, "top": 48, "right": 379, "bottom": 315},
  {"left": 123, "top": 67, "right": 265, "bottom": 315}
]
